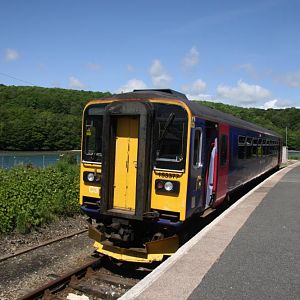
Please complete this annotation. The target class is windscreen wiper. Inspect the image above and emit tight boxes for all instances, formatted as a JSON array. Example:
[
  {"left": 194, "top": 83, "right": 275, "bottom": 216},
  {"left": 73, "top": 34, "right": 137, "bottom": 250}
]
[{"left": 158, "top": 113, "right": 175, "bottom": 142}]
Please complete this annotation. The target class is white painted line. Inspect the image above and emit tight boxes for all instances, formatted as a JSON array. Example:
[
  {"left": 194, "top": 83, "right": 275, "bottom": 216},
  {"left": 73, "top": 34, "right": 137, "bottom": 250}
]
[{"left": 120, "top": 162, "right": 300, "bottom": 300}]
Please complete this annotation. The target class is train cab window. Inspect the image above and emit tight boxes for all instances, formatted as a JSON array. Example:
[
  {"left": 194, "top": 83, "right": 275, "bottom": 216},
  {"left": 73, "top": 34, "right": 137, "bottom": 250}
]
[
  {"left": 238, "top": 136, "right": 246, "bottom": 159},
  {"left": 157, "top": 122, "right": 185, "bottom": 161},
  {"left": 193, "top": 128, "right": 202, "bottom": 168},
  {"left": 154, "top": 103, "right": 188, "bottom": 171},
  {"left": 220, "top": 135, "right": 228, "bottom": 166},
  {"left": 246, "top": 137, "right": 253, "bottom": 159},
  {"left": 82, "top": 107, "right": 104, "bottom": 163}
]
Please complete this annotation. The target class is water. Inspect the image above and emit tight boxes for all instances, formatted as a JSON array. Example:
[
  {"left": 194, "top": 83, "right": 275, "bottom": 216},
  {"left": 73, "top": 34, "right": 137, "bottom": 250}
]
[
  {"left": 288, "top": 150, "right": 300, "bottom": 158},
  {"left": 0, "top": 149, "right": 298, "bottom": 169},
  {"left": 0, "top": 151, "right": 81, "bottom": 169}
]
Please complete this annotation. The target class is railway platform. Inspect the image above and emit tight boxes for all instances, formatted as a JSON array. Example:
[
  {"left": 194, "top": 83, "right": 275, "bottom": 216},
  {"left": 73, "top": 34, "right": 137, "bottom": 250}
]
[{"left": 120, "top": 162, "right": 300, "bottom": 300}]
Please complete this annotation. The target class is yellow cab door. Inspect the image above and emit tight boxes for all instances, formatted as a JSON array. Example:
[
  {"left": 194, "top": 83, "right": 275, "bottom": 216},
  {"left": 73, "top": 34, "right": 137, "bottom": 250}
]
[{"left": 113, "top": 116, "right": 138, "bottom": 211}]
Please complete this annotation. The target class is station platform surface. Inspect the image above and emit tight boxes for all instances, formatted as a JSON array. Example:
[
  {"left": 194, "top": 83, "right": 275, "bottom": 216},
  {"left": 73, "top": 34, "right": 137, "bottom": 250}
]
[{"left": 120, "top": 162, "right": 300, "bottom": 300}]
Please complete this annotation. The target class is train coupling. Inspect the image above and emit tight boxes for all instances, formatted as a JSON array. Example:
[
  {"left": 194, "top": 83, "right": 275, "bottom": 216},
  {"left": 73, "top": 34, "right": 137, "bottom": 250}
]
[{"left": 88, "top": 224, "right": 179, "bottom": 263}]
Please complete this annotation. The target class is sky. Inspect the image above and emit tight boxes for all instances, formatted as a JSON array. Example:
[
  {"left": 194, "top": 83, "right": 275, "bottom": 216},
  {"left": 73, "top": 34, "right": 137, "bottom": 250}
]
[{"left": 1, "top": 0, "right": 300, "bottom": 108}]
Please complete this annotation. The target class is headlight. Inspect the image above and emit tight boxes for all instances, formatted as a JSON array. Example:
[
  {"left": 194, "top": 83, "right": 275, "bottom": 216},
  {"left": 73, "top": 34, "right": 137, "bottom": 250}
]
[
  {"left": 87, "top": 172, "right": 95, "bottom": 182},
  {"left": 83, "top": 171, "right": 101, "bottom": 183},
  {"left": 156, "top": 180, "right": 164, "bottom": 190},
  {"left": 164, "top": 181, "right": 174, "bottom": 191},
  {"left": 155, "top": 179, "right": 180, "bottom": 194}
]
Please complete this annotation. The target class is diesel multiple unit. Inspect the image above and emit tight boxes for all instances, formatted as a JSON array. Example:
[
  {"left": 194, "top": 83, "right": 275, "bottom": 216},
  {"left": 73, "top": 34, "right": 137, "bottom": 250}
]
[{"left": 80, "top": 89, "right": 281, "bottom": 263}]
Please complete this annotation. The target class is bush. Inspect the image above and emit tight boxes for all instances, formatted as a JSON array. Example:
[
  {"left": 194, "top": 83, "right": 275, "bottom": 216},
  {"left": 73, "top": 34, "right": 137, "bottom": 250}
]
[
  {"left": 0, "top": 162, "right": 79, "bottom": 233},
  {"left": 289, "top": 155, "right": 300, "bottom": 160}
]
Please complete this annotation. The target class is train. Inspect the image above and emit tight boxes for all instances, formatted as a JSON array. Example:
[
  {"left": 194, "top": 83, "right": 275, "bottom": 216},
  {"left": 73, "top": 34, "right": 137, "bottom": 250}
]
[{"left": 79, "top": 89, "right": 282, "bottom": 263}]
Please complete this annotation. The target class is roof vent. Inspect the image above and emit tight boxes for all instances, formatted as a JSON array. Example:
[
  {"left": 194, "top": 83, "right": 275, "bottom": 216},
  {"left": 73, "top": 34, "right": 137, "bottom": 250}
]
[{"left": 133, "top": 89, "right": 188, "bottom": 100}]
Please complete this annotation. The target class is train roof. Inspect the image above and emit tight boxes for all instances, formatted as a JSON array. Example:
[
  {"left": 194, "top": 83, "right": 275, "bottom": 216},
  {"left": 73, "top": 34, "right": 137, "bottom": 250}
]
[{"left": 104, "top": 89, "right": 281, "bottom": 138}]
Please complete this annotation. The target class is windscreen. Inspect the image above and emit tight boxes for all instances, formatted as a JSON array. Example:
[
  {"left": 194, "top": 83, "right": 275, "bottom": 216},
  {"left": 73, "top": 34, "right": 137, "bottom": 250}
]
[{"left": 154, "top": 103, "right": 188, "bottom": 170}]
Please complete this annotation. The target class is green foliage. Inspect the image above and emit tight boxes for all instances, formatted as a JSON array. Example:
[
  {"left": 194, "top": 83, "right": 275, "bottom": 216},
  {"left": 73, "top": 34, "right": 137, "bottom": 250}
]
[
  {"left": 289, "top": 155, "right": 300, "bottom": 160},
  {"left": 0, "top": 163, "right": 79, "bottom": 233},
  {"left": 59, "top": 152, "right": 78, "bottom": 165},
  {"left": 0, "top": 85, "right": 110, "bottom": 151},
  {"left": 198, "top": 101, "right": 300, "bottom": 150},
  {"left": 0, "top": 85, "right": 299, "bottom": 150}
]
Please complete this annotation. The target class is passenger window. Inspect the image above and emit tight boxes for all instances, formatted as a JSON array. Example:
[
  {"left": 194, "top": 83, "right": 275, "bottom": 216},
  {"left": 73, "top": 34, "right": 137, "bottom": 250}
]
[
  {"left": 246, "top": 137, "right": 253, "bottom": 159},
  {"left": 252, "top": 139, "right": 258, "bottom": 157},
  {"left": 266, "top": 140, "right": 270, "bottom": 155},
  {"left": 262, "top": 139, "right": 267, "bottom": 156},
  {"left": 257, "top": 138, "right": 262, "bottom": 157},
  {"left": 193, "top": 128, "right": 202, "bottom": 167},
  {"left": 220, "top": 135, "right": 227, "bottom": 166},
  {"left": 238, "top": 136, "right": 246, "bottom": 159}
]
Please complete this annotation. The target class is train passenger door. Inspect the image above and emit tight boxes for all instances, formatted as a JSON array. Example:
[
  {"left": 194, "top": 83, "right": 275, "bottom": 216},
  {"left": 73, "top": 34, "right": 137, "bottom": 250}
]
[
  {"left": 214, "top": 124, "right": 229, "bottom": 206},
  {"left": 113, "top": 116, "right": 138, "bottom": 211},
  {"left": 187, "top": 118, "right": 207, "bottom": 218},
  {"left": 204, "top": 122, "right": 218, "bottom": 209},
  {"left": 205, "top": 137, "right": 218, "bottom": 208}
]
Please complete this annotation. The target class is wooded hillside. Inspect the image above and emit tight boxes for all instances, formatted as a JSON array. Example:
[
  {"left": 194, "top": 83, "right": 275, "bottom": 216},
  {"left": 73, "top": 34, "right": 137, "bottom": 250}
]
[
  {"left": 0, "top": 85, "right": 299, "bottom": 150},
  {"left": 198, "top": 101, "right": 300, "bottom": 149},
  {"left": 0, "top": 85, "right": 109, "bottom": 150}
]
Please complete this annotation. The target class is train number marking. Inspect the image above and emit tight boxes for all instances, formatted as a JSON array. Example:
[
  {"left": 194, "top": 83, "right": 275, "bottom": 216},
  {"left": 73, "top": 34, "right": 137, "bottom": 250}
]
[{"left": 89, "top": 186, "right": 99, "bottom": 194}]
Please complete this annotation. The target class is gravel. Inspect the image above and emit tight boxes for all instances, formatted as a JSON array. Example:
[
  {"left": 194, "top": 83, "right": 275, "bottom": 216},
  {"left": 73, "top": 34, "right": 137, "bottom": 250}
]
[
  {"left": 0, "top": 214, "right": 88, "bottom": 257},
  {"left": 0, "top": 214, "right": 95, "bottom": 300}
]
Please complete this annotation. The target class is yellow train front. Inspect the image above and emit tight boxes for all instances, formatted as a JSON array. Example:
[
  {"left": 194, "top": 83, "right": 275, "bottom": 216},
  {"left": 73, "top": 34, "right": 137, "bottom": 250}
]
[{"left": 80, "top": 89, "right": 193, "bottom": 263}]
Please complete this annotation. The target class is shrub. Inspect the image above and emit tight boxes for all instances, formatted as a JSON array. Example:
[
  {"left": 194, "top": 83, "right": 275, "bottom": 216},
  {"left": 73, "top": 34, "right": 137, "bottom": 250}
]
[{"left": 0, "top": 162, "right": 79, "bottom": 233}]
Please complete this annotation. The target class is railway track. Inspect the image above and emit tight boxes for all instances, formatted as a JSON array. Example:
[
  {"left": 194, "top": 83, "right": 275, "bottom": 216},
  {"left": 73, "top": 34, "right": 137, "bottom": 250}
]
[
  {"left": 0, "top": 229, "right": 88, "bottom": 263},
  {"left": 18, "top": 256, "right": 150, "bottom": 300}
]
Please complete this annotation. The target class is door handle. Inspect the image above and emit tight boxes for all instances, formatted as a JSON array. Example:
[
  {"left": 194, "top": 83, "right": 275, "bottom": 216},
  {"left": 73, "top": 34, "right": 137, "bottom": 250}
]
[{"left": 196, "top": 176, "right": 202, "bottom": 190}]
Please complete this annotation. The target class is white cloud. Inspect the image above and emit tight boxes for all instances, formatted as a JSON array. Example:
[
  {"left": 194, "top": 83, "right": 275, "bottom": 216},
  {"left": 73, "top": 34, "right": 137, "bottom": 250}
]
[
  {"left": 216, "top": 80, "right": 271, "bottom": 104},
  {"left": 149, "top": 59, "right": 172, "bottom": 88},
  {"left": 69, "top": 76, "right": 85, "bottom": 90},
  {"left": 182, "top": 47, "right": 199, "bottom": 69},
  {"left": 280, "top": 70, "right": 300, "bottom": 88},
  {"left": 182, "top": 79, "right": 207, "bottom": 99},
  {"left": 87, "top": 63, "right": 101, "bottom": 71},
  {"left": 237, "top": 63, "right": 258, "bottom": 78},
  {"left": 127, "top": 64, "right": 134, "bottom": 72},
  {"left": 263, "top": 99, "right": 292, "bottom": 109},
  {"left": 5, "top": 48, "right": 20, "bottom": 61},
  {"left": 116, "top": 79, "right": 147, "bottom": 93}
]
